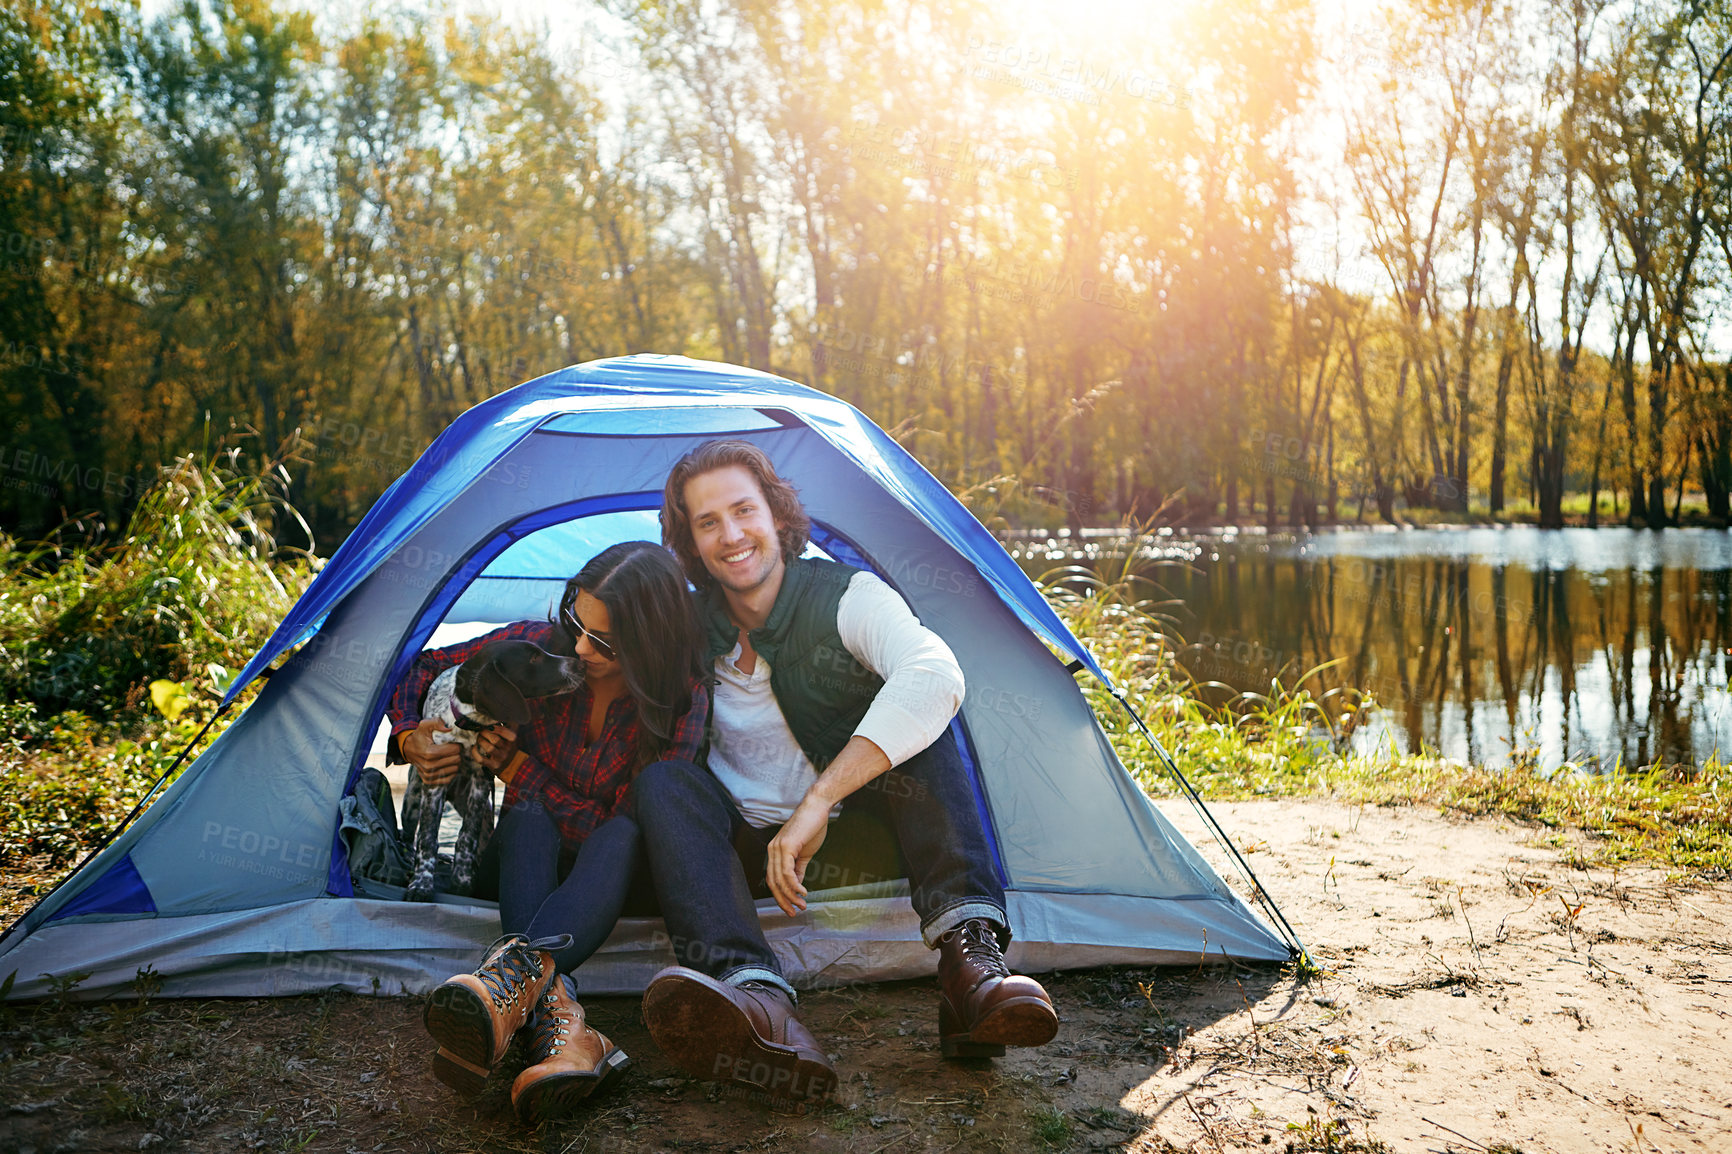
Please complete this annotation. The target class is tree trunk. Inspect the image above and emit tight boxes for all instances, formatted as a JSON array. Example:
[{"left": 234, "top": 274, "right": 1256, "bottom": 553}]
[
  {"left": 1587, "top": 368, "right": 1615, "bottom": 528},
  {"left": 1327, "top": 415, "right": 1338, "bottom": 524},
  {"left": 1646, "top": 361, "right": 1669, "bottom": 527},
  {"left": 1345, "top": 317, "right": 1398, "bottom": 525},
  {"left": 1623, "top": 348, "right": 1646, "bottom": 524},
  {"left": 1673, "top": 438, "right": 1689, "bottom": 523},
  {"left": 1489, "top": 330, "right": 1515, "bottom": 517}
]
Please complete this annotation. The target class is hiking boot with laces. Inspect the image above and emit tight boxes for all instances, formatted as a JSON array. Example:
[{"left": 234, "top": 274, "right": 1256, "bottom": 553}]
[
  {"left": 424, "top": 933, "right": 571, "bottom": 1094},
  {"left": 641, "top": 965, "right": 836, "bottom": 1110},
  {"left": 510, "top": 973, "right": 630, "bottom": 1124},
  {"left": 936, "top": 918, "right": 1058, "bottom": 1058}
]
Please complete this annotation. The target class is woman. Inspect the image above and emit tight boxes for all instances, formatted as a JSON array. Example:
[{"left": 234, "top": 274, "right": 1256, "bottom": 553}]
[{"left": 387, "top": 541, "right": 709, "bottom": 1124}]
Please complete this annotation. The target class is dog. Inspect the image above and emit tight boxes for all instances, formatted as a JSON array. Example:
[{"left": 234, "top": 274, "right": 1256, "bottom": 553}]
[{"left": 400, "top": 639, "right": 583, "bottom": 902}]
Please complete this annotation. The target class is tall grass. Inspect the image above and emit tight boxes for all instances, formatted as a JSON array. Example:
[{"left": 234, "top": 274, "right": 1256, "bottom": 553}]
[
  {"left": 0, "top": 450, "right": 314, "bottom": 715},
  {"left": 1039, "top": 549, "right": 1353, "bottom": 799},
  {"left": 0, "top": 451, "right": 316, "bottom": 870}
]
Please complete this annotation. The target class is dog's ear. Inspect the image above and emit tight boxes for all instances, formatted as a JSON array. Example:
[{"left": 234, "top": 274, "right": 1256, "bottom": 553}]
[
  {"left": 495, "top": 640, "right": 586, "bottom": 698},
  {"left": 452, "top": 658, "right": 486, "bottom": 709},
  {"left": 469, "top": 660, "right": 534, "bottom": 727},
  {"left": 454, "top": 640, "right": 582, "bottom": 726}
]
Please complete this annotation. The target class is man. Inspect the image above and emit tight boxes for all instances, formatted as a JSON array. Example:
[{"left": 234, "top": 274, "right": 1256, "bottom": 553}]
[{"left": 632, "top": 439, "right": 1057, "bottom": 1106}]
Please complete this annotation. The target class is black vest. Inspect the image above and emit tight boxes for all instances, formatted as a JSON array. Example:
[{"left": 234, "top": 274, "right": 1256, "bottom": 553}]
[{"left": 703, "top": 556, "right": 885, "bottom": 768}]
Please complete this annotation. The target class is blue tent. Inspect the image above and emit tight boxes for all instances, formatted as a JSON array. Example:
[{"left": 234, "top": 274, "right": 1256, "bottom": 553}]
[{"left": 0, "top": 355, "right": 1288, "bottom": 999}]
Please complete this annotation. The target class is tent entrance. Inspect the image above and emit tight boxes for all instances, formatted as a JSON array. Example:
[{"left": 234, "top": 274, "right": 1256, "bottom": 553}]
[{"left": 341, "top": 499, "right": 1007, "bottom": 903}]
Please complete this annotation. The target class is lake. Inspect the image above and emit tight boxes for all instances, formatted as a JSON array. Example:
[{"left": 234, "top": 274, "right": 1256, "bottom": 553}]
[{"left": 1007, "top": 526, "right": 1732, "bottom": 770}]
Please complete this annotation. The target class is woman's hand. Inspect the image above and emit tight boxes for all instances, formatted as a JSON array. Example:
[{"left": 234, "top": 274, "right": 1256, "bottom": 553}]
[
  {"left": 402, "top": 718, "right": 461, "bottom": 787},
  {"left": 477, "top": 725, "right": 521, "bottom": 778}
]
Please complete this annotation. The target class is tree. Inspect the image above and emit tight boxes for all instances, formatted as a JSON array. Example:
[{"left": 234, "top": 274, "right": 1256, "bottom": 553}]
[
  {"left": 0, "top": 0, "right": 131, "bottom": 534},
  {"left": 1583, "top": 0, "right": 1730, "bottom": 526}
]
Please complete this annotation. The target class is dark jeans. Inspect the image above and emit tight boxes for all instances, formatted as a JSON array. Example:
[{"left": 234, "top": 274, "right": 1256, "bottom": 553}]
[
  {"left": 481, "top": 802, "right": 645, "bottom": 976},
  {"left": 632, "top": 731, "right": 1005, "bottom": 987}
]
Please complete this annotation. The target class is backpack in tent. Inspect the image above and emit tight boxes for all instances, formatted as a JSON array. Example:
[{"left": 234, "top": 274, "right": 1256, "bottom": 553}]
[{"left": 0, "top": 354, "right": 1299, "bottom": 1000}]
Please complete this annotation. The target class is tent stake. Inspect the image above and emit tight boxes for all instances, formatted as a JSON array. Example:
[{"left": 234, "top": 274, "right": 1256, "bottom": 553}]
[{"left": 1110, "top": 687, "right": 1311, "bottom": 967}]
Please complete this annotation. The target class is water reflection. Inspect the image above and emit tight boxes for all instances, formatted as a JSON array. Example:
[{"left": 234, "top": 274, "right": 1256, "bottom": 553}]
[{"left": 1010, "top": 527, "right": 1732, "bottom": 769}]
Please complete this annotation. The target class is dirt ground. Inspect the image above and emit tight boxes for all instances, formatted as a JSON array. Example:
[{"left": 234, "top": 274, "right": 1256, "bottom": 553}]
[{"left": 2, "top": 799, "right": 1729, "bottom": 1154}]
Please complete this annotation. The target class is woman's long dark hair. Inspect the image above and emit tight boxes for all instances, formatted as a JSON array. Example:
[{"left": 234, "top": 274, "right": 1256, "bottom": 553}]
[{"left": 555, "top": 541, "right": 707, "bottom": 771}]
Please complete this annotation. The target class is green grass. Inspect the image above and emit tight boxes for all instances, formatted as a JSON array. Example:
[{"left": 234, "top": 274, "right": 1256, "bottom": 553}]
[
  {"left": 0, "top": 448, "right": 314, "bottom": 716},
  {"left": 1029, "top": 1104, "right": 1072, "bottom": 1147},
  {"left": 0, "top": 451, "right": 313, "bottom": 871}
]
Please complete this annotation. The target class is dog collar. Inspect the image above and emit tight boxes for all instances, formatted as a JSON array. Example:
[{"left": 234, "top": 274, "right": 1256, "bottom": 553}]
[{"left": 451, "top": 704, "right": 495, "bottom": 733}]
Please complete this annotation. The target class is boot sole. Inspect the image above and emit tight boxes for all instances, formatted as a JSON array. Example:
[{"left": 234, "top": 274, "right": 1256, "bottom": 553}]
[
  {"left": 940, "top": 996, "right": 1059, "bottom": 1058},
  {"left": 424, "top": 983, "right": 501, "bottom": 1073},
  {"left": 514, "top": 1048, "right": 630, "bottom": 1124},
  {"left": 431, "top": 1047, "right": 492, "bottom": 1096},
  {"left": 641, "top": 971, "right": 836, "bottom": 1105}
]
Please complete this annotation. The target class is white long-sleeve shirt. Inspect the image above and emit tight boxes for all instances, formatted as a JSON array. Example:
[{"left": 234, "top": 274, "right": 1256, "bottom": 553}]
[{"left": 706, "top": 570, "right": 966, "bottom": 828}]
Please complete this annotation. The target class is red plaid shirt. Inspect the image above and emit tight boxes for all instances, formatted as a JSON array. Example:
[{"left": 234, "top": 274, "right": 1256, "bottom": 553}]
[{"left": 385, "top": 620, "right": 710, "bottom": 848}]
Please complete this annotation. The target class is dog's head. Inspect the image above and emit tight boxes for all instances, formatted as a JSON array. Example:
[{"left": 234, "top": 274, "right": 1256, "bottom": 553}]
[{"left": 452, "top": 640, "right": 586, "bottom": 728}]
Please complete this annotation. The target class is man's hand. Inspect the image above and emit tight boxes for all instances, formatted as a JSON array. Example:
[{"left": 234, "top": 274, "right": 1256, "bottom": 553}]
[
  {"left": 764, "top": 736, "right": 893, "bottom": 917},
  {"left": 401, "top": 718, "right": 461, "bottom": 787},
  {"left": 766, "top": 794, "right": 832, "bottom": 917}
]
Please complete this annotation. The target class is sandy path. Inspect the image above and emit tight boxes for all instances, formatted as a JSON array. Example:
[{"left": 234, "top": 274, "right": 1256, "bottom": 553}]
[{"left": 1129, "top": 799, "right": 1732, "bottom": 1152}]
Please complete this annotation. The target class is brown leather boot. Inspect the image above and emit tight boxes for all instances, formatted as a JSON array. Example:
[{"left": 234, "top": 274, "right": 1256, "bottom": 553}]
[
  {"left": 424, "top": 933, "right": 568, "bottom": 1094},
  {"left": 937, "top": 919, "right": 1058, "bottom": 1058},
  {"left": 641, "top": 966, "right": 836, "bottom": 1108},
  {"left": 510, "top": 973, "right": 630, "bottom": 1124}
]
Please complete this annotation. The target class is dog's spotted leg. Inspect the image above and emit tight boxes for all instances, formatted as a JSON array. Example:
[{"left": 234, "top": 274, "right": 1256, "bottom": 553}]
[
  {"left": 406, "top": 779, "right": 447, "bottom": 902},
  {"left": 447, "top": 759, "right": 497, "bottom": 896},
  {"left": 401, "top": 772, "right": 423, "bottom": 848}
]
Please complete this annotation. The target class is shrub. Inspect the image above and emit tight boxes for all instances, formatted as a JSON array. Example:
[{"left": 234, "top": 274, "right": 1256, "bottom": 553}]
[{"left": 0, "top": 450, "right": 315, "bottom": 716}]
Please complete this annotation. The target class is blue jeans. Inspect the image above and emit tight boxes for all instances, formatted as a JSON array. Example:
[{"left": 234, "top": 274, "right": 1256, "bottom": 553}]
[
  {"left": 632, "top": 731, "right": 1006, "bottom": 993},
  {"left": 490, "top": 802, "right": 644, "bottom": 976}
]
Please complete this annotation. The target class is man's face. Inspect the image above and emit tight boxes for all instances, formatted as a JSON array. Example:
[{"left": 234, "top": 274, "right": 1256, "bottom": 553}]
[{"left": 683, "top": 464, "right": 786, "bottom": 597}]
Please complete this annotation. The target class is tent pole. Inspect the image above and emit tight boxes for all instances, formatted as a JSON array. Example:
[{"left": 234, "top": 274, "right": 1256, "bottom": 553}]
[
  {"left": 0, "top": 704, "right": 231, "bottom": 944},
  {"left": 1110, "top": 687, "right": 1311, "bottom": 966}
]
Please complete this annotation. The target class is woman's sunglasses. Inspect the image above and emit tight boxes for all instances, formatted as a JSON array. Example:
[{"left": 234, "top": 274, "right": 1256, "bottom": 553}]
[{"left": 558, "top": 603, "right": 617, "bottom": 661}]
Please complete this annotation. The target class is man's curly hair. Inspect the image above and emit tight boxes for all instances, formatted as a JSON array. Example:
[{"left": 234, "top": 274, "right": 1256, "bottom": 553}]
[{"left": 660, "top": 440, "right": 811, "bottom": 588}]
